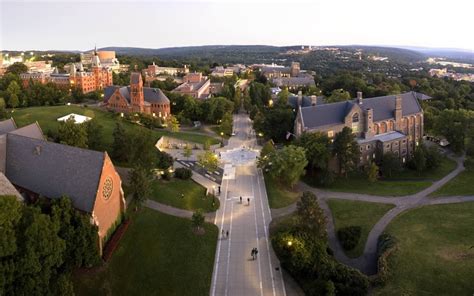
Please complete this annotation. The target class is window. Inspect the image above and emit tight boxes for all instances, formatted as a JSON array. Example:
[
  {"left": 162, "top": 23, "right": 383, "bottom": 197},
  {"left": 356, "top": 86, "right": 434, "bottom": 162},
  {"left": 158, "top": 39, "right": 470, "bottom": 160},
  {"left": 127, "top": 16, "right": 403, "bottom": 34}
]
[
  {"left": 327, "top": 131, "right": 334, "bottom": 138},
  {"left": 352, "top": 113, "right": 359, "bottom": 122},
  {"left": 366, "top": 144, "right": 371, "bottom": 150}
]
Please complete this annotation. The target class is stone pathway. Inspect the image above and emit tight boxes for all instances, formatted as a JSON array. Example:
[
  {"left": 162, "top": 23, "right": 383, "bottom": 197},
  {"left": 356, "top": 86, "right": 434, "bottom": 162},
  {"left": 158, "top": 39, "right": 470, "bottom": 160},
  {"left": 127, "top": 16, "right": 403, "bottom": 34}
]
[
  {"left": 144, "top": 199, "right": 216, "bottom": 223},
  {"left": 273, "top": 154, "right": 474, "bottom": 275}
]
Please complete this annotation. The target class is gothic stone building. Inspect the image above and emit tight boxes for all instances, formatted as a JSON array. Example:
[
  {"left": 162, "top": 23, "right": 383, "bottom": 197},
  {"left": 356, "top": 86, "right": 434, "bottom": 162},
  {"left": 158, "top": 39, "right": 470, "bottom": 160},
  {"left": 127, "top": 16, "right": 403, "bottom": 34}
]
[
  {"left": 294, "top": 91, "right": 425, "bottom": 166},
  {"left": 104, "top": 72, "right": 171, "bottom": 118},
  {"left": 0, "top": 118, "right": 126, "bottom": 253}
]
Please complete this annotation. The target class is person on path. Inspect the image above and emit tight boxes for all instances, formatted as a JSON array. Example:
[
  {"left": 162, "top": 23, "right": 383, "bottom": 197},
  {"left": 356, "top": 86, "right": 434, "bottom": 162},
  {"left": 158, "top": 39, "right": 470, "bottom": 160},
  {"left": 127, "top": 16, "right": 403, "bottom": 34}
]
[
  {"left": 247, "top": 197, "right": 250, "bottom": 206},
  {"left": 251, "top": 248, "right": 255, "bottom": 260},
  {"left": 222, "top": 229, "right": 225, "bottom": 238},
  {"left": 254, "top": 248, "right": 258, "bottom": 259},
  {"left": 226, "top": 230, "right": 229, "bottom": 238},
  {"left": 240, "top": 196, "right": 242, "bottom": 204}
]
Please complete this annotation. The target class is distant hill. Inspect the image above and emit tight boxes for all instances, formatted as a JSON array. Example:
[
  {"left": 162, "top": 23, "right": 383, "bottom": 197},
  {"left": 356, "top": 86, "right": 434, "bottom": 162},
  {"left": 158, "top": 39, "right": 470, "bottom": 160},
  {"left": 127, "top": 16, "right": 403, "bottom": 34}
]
[{"left": 397, "top": 46, "right": 474, "bottom": 63}]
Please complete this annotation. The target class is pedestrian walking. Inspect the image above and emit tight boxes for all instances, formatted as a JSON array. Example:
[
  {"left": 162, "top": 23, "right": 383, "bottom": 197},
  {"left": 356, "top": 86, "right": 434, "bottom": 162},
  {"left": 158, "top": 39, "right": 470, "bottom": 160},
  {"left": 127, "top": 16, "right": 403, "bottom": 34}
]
[
  {"left": 221, "top": 229, "right": 225, "bottom": 238},
  {"left": 226, "top": 230, "right": 229, "bottom": 238},
  {"left": 251, "top": 248, "right": 255, "bottom": 260},
  {"left": 240, "top": 196, "right": 242, "bottom": 204},
  {"left": 254, "top": 248, "right": 258, "bottom": 259},
  {"left": 247, "top": 197, "right": 250, "bottom": 206}
]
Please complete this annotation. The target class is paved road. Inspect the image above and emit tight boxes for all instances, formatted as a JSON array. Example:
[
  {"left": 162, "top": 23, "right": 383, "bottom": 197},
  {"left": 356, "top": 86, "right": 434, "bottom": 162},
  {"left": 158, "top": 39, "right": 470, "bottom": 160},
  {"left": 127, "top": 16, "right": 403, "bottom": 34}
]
[{"left": 211, "top": 114, "right": 286, "bottom": 296}]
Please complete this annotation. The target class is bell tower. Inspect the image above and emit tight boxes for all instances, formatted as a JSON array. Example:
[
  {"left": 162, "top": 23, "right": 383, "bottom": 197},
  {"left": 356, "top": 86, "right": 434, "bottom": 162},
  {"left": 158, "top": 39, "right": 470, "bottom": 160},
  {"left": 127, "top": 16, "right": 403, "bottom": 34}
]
[{"left": 130, "top": 71, "right": 144, "bottom": 112}]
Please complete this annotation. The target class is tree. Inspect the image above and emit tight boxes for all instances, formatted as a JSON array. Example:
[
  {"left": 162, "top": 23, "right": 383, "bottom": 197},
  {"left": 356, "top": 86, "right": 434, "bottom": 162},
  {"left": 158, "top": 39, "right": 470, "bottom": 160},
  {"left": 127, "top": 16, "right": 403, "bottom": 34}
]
[
  {"left": 58, "top": 117, "right": 88, "bottom": 148},
  {"left": 296, "top": 191, "right": 327, "bottom": 239},
  {"left": 412, "top": 145, "right": 426, "bottom": 174},
  {"left": 253, "top": 106, "right": 294, "bottom": 142},
  {"left": 367, "top": 162, "right": 379, "bottom": 182},
  {"left": 197, "top": 151, "right": 219, "bottom": 171},
  {"left": 295, "top": 132, "right": 331, "bottom": 174},
  {"left": 129, "top": 166, "right": 152, "bottom": 206},
  {"left": 183, "top": 144, "right": 192, "bottom": 160},
  {"left": 332, "top": 127, "right": 360, "bottom": 176},
  {"left": 277, "top": 88, "right": 289, "bottom": 105},
  {"left": 260, "top": 141, "right": 275, "bottom": 159},
  {"left": 128, "top": 129, "right": 157, "bottom": 170},
  {"left": 0, "top": 97, "right": 7, "bottom": 119},
  {"left": 434, "top": 109, "right": 474, "bottom": 153},
  {"left": 219, "top": 112, "right": 233, "bottom": 136},
  {"left": 326, "top": 88, "right": 351, "bottom": 103},
  {"left": 267, "top": 145, "right": 308, "bottom": 187},
  {"left": 167, "top": 115, "right": 180, "bottom": 133},
  {"left": 112, "top": 122, "right": 129, "bottom": 163},
  {"left": 6, "top": 62, "right": 27, "bottom": 75},
  {"left": 6, "top": 80, "right": 21, "bottom": 108},
  {"left": 191, "top": 209, "right": 205, "bottom": 233},
  {"left": 380, "top": 152, "right": 400, "bottom": 178},
  {"left": 50, "top": 197, "right": 100, "bottom": 269},
  {"left": 85, "top": 119, "right": 103, "bottom": 151}
]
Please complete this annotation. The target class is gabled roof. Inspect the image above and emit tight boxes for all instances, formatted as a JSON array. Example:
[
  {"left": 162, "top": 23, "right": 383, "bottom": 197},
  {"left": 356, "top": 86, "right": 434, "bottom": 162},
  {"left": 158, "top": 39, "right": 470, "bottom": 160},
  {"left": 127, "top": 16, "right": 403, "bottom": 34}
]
[
  {"left": 5, "top": 134, "right": 105, "bottom": 213},
  {"left": 0, "top": 118, "right": 17, "bottom": 135},
  {"left": 300, "top": 92, "right": 424, "bottom": 129},
  {"left": 8, "top": 122, "right": 45, "bottom": 140},
  {"left": 288, "top": 95, "right": 325, "bottom": 109},
  {"left": 0, "top": 172, "right": 22, "bottom": 201},
  {"left": 104, "top": 86, "right": 170, "bottom": 105}
]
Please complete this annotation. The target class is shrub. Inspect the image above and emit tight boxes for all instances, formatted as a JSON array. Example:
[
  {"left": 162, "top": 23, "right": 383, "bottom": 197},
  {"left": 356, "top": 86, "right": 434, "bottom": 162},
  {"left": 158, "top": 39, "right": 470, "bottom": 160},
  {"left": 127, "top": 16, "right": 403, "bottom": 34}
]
[
  {"left": 174, "top": 167, "right": 193, "bottom": 180},
  {"left": 424, "top": 145, "right": 442, "bottom": 170},
  {"left": 374, "top": 233, "right": 398, "bottom": 286},
  {"left": 337, "top": 226, "right": 362, "bottom": 250}
]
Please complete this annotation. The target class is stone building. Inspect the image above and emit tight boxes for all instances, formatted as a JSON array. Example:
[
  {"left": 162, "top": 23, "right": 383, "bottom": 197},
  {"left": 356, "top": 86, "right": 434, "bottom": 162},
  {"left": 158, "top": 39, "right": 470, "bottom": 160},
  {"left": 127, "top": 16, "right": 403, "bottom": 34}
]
[
  {"left": 21, "top": 50, "right": 113, "bottom": 94},
  {"left": 172, "top": 72, "right": 212, "bottom": 99},
  {"left": 294, "top": 91, "right": 425, "bottom": 165},
  {"left": 261, "top": 62, "right": 315, "bottom": 90},
  {"left": 104, "top": 72, "right": 171, "bottom": 118},
  {"left": 0, "top": 118, "right": 126, "bottom": 253}
]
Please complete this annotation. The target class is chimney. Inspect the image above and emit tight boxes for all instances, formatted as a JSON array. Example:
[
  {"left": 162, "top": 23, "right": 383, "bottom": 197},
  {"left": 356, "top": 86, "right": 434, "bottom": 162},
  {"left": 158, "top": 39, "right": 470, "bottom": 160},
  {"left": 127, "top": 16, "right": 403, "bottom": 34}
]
[
  {"left": 311, "top": 95, "right": 317, "bottom": 106},
  {"left": 357, "top": 91, "right": 363, "bottom": 104},
  {"left": 297, "top": 91, "right": 303, "bottom": 107}
]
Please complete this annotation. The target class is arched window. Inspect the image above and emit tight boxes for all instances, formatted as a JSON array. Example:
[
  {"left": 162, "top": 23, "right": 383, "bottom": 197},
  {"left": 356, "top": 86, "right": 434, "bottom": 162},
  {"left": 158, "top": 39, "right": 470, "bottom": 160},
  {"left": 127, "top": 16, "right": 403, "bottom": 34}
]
[{"left": 352, "top": 113, "right": 359, "bottom": 123}]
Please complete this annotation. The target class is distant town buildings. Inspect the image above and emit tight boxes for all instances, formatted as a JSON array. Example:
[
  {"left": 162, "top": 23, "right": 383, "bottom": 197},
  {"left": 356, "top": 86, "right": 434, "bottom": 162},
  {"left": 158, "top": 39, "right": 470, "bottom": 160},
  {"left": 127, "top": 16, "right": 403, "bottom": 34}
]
[
  {"left": 210, "top": 65, "right": 246, "bottom": 77},
  {"left": 0, "top": 118, "right": 126, "bottom": 253},
  {"left": 429, "top": 68, "right": 474, "bottom": 82},
  {"left": 104, "top": 72, "right": 171, "bottom": 118},
  {"left": 259, "top": 62, "right": 315, "bottom": 90},
  {"left": 21, "top": 50, "right": 113, "bottom": 94},
  {"left": 145, "top": 62, "right": 189, "bottom": 77},
  {"left": 294, "top": 91, "right": 425, "bottom": 166}
]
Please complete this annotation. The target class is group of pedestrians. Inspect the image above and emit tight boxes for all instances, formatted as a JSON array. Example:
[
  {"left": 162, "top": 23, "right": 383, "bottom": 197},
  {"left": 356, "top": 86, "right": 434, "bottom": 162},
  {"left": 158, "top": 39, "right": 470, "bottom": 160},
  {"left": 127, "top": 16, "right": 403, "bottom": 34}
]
[
  {"left": 239, "top": 196, "right": 250, "bottom": 205},
  {"left": 221, "top": 229, "right": 229, "bottom": 239},
  {"left": 251, "top": 247, "right": 259, "bottom": 260}
]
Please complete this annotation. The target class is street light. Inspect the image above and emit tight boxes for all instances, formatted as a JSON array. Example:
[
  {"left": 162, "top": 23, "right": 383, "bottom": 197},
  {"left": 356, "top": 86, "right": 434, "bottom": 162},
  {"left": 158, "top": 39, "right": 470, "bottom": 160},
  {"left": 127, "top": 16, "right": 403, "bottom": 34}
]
[
  {"left": 287, "top": 240, "right": 292, "bottom": 247},
  {"left": 220, "top": 131, "right": 224, "bottom": 142}
]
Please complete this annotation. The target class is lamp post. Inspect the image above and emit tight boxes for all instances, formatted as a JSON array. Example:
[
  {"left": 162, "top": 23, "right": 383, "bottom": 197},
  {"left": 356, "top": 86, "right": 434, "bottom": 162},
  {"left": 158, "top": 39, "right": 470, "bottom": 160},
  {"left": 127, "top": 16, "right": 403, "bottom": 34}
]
[{"left": 220, "top": 131, "right": 224, "bottom": 143}]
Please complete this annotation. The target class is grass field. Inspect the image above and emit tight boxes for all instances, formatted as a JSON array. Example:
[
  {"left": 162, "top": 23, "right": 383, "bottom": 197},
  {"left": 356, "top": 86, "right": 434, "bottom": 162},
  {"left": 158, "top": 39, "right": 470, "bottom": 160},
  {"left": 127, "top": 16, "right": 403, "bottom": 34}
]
[
  {"left": 327, "top": 199, "right": 394, "bottom": 258},
  {"left": 430, "top": 170, "right": 474, "bottom": 197},
  {"left": 10, "top": 106, "right": 219, "bottom": 147},
  {"left": 264, "top": 176, "right": 300, "bottom": 209},
  {"left": 73, "top": 209, "right": 218, "bottom": 296},
  {"left": 373, "top": 202, "right": 474, "bottom": 295},
  {"left": 305, "top": 157, "right": 456, "bottom": 196},
  {"left": 150, "top": 178, "right": 219, "bottom": 212}
]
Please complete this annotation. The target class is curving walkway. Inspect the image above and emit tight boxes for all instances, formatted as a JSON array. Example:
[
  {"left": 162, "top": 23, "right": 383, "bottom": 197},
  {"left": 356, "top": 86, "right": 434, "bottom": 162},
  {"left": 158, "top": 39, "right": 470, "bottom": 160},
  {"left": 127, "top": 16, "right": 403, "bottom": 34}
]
[{"left": 273, "top": 154, "right": 474, "bottom": 275}]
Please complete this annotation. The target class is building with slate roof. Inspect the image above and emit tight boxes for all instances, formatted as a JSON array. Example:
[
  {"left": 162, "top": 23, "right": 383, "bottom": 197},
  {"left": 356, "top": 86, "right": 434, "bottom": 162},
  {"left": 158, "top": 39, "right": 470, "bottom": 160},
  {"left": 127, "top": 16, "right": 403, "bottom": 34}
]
[
  {"left": 104, "top": 72, "right": 171, "bottom": 118},
  {"left": 0, "top": 119, "right": 126, "bottom": 253},
  {"left": 171, "top": 72, "right": 213, "bottom": 99},
  {"left": 294, "top": 91, "right": 425, "bottom": 166}
]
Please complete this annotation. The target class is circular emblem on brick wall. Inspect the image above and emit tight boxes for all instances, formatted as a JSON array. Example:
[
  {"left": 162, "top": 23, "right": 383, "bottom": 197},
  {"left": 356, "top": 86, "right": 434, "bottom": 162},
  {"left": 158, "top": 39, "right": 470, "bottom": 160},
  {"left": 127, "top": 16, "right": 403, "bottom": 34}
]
[{"left": 102, "top": 177, "right": 113, "bottom": 201}]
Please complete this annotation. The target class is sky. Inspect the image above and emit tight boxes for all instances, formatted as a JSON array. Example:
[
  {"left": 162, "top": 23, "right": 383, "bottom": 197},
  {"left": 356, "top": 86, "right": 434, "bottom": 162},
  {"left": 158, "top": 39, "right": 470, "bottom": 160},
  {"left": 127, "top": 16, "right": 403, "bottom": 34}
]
[{"left": 1, "top": 0, "right": 473, "bottom": 51}]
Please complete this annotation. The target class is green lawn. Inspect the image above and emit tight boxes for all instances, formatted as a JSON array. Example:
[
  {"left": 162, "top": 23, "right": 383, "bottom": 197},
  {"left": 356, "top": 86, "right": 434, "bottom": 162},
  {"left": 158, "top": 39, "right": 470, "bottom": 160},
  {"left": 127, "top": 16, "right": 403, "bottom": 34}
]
[
  {"left": 373, "top": 203, "right": 474, "bottom": 295},
  {"left": 73, "top": 209, "right": 218, "bottom": 296},
  {"left": 430, "top": 170, "right": 474, "bottom": 197},
  {"left": 10, "top": 106, "right": 218, "bottom": 147},
  {"left": 150, "top": 178, "right": 219, "bottom": 212},
  {"left": 305, "top": 157, "right": 456, "bottom": 196},
  {"left": 327, "top": 199, "right": 394, "bottom": 258},
  {"left": 264, "top": 176, "right": 300, "bottom": 209}
]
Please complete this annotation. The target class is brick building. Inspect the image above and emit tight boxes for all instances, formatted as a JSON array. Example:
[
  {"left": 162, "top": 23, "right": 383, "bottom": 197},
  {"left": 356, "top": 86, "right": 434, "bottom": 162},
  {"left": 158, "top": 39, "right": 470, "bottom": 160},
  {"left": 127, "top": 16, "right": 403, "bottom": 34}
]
[
  {"left": 0, "top": 118, "right": 126, "bottom": 252},
  {"left": 172, "top": 72, "right": 212, "bottom": 99},
  {"left": 294, "top": 91, "right": 425, "bottom": 166},
  {"left": 104, "top": 72, "right": 171, "bottom": 118},
  {"left": 21, "top": 51, "right": 113, "bottom": 94}
]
